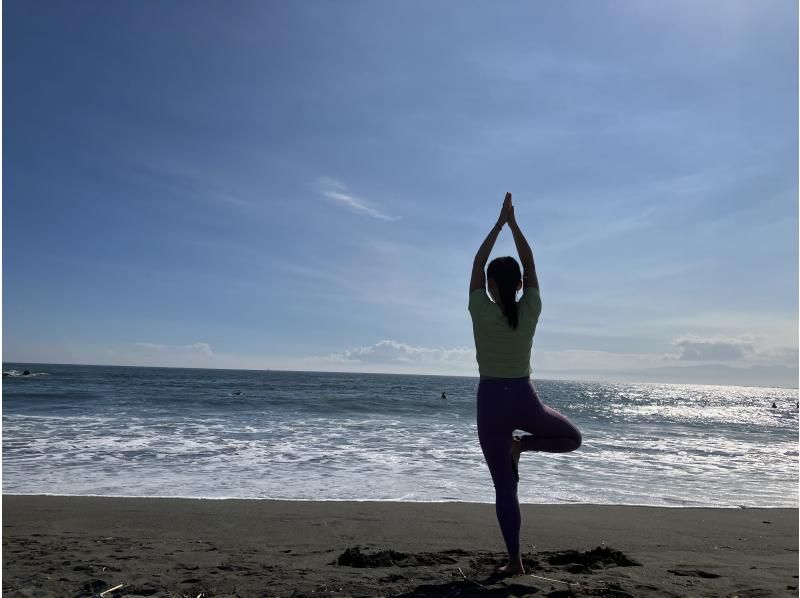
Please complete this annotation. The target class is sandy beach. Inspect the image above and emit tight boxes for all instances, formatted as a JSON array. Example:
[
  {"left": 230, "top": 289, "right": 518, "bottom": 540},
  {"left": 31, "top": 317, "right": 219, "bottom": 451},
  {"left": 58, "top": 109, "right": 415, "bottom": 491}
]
[{"left": 2, "top": 495, "right": 797, "bottom": 597}]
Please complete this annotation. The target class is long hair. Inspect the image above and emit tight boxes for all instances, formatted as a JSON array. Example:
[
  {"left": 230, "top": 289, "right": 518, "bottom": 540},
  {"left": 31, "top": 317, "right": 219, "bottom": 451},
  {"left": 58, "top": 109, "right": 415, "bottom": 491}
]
[{"left": 487, "top": 256, "right": 521, "bottom": 329}]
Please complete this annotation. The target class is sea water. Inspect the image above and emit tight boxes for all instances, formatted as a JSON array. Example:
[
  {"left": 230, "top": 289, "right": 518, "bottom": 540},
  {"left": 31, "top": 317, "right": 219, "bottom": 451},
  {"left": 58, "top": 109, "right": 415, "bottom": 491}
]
[{"left": 2, "top": 364, "right": 797, "bottom": 507}]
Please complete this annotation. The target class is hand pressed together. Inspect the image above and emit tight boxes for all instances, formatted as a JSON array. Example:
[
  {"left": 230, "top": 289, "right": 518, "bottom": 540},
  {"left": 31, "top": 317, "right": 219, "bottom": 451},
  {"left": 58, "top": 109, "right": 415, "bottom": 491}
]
[{"left": 495, "top": 192, "right": 513, "bottom": 228}]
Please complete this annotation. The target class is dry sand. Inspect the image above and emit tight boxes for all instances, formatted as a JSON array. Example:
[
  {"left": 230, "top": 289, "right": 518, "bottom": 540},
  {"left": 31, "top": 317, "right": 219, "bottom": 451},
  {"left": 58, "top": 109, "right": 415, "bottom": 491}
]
[{"left": 2, "top": 495, "right": 797, "bottom": 597}]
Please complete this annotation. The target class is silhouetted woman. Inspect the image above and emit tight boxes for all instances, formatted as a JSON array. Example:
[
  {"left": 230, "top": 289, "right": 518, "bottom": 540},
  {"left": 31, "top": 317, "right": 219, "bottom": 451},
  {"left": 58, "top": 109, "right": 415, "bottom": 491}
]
[{"left": 469, "top": 192, "right": 582, "bottom": 576}]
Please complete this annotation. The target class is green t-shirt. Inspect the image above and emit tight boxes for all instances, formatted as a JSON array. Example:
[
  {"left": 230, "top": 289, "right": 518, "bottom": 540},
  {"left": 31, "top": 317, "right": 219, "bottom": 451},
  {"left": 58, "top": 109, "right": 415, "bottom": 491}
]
[{"left": 468, "top": 287, "right": 542, "bottom": 378}]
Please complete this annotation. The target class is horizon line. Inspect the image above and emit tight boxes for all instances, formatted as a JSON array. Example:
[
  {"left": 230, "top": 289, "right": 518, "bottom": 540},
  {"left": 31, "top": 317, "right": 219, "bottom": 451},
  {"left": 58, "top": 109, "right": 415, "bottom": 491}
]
[{"left": 3, "top": 360, "right": 798, "bottom": 390}]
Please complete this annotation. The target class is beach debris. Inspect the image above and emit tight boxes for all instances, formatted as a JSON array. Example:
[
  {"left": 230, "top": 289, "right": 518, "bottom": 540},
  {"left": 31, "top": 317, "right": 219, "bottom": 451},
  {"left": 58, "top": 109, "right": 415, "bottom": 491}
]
[
  {"left": 457, "top": 566, "right": 580, "bottom": 595},
  {"left": 528, "top": 572, "right": 581, "bottom": 592},
  {"left": 99, "top": 583, "right": 125, "bottom": 597},
  {"left": 456, "top": 566, "right": 487, "bottom": 589}
]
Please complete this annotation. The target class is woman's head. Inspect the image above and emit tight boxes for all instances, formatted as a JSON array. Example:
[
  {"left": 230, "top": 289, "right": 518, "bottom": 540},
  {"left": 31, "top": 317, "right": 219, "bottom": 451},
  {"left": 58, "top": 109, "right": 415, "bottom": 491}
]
[{"left": 487, "top": 256, "right": 522, "bottom": 329}]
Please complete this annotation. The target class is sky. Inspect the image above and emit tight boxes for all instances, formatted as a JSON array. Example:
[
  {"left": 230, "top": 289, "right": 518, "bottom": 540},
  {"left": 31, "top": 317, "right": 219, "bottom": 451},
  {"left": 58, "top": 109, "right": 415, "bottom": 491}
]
[{"left": 3, "top": 1, "right": 798, "bottom": 387}]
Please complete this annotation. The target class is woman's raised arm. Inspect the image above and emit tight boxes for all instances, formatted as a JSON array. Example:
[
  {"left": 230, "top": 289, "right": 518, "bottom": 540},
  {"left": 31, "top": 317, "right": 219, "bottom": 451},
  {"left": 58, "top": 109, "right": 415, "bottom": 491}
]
[
  {"left": 508, "top": 200, "right": 539, "bottom": 291},
  {"left": 470, "top": 193, "right": 511, "bottom": 293}
]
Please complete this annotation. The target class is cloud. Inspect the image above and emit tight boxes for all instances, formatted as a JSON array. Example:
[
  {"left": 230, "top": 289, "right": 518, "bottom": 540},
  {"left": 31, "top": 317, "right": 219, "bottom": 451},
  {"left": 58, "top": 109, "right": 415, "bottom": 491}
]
[
  {"left": 129, "top": 161, "right": 256, "bottom": 211},
  {"left": 135, "top": 342, "right": 214, "bottom": 356},
  {"left": 671, "top": 335, "right": 756, "bottom": 361},
  {"left": 315, "top": 177, "right": 398, "bottom": 221},
  {"left": 532, "top": 341, "right": 798, "bottom": 387},
  {"left": 306, "top": 340, "right": 476, "bottom": 374},
  {"left": 301, "top": 340, "right": 798, "bottom": 387},
  {"left": 7, "top": 336, "right": 797, "bottom": 387},
  {"left": 5, "top": 340, "right": 242, "bottom": 370},
  {"left": 316, "top": 176, "right": 348, "bottom": 191},
  {"left": 646, "top": 312, "right": 798, "bottom": 344}
]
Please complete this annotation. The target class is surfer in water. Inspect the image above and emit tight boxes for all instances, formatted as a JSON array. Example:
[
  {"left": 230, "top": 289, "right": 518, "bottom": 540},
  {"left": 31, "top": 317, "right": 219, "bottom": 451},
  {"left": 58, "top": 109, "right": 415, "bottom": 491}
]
[
  {"left": 469, "top": 192, "right": 582, "bottom": 576},
  {"left": 441, "top": 392, "right": 447, "bottom": 400}
]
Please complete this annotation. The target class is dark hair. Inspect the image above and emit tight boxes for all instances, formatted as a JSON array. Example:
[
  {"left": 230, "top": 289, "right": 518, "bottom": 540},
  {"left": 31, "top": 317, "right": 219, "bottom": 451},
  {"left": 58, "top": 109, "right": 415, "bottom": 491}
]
[{"left": 487, "top": 256, "right": 522, "bottom": 329}]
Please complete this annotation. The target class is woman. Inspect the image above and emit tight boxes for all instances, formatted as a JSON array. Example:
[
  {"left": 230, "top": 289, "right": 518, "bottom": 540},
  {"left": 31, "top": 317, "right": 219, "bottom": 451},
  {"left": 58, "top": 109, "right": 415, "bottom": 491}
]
[{"left": 469, "top": 192, "right": 582, "bottom": 576}]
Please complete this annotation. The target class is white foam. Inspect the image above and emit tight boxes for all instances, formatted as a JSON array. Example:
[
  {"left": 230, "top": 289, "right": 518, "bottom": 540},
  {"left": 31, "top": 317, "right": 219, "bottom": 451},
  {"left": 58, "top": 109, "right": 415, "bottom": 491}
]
[{"left": 3, "top": 378, "right": 797, "bottom": 507}]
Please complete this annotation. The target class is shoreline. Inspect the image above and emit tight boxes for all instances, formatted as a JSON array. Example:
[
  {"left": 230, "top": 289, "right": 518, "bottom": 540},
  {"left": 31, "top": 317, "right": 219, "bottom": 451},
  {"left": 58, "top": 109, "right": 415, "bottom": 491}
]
[
  {"left": 3, "top": 495, "right": 798, "bottom": 597},
  {"left": 3, "top": 492, "right": 798, "bottom": 509}
]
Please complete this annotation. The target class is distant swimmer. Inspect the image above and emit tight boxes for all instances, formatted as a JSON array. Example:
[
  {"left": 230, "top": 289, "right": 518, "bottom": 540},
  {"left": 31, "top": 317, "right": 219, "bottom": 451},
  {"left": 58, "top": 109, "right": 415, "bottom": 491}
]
[
  {"left": 233, "top": 391, "right": 244, "bottom": 396},
  {"left": 441, "top": 392, "right": 447, "bottom": 400},
  {"left": 22, "top": 370, "right": 30, "bottom": 376},
  {"left": 771, "top": 402, "right": 777, "bottom": 409}
]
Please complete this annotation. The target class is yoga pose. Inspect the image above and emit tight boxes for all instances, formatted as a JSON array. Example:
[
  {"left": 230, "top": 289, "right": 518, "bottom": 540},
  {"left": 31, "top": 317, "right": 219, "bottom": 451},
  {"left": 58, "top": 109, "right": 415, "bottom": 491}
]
[{"left": 469, "top": 192, "right": 582, "bottom": 576}]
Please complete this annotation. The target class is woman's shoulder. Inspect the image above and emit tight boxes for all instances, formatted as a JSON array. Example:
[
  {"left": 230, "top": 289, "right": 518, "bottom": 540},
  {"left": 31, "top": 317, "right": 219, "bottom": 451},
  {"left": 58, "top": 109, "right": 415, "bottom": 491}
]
[
  {"left": 520, "top": 287, "right": 540, "bottom": 303},
  {"left": 469, "top": 288, "right": 492, "bottom": 313},
  {"left": 518, "top": 288, "right": 541, "bottom": 315}
]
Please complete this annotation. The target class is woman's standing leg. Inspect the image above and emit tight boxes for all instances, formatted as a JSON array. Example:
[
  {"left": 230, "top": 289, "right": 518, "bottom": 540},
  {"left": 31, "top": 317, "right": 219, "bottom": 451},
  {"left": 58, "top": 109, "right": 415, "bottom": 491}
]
[{"left": 477, "top": 381, "right": 524, "bottom": 567}]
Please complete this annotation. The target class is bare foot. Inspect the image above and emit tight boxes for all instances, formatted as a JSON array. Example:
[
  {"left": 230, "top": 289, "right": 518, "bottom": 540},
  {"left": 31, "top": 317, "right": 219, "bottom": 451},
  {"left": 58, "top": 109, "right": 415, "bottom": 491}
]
[{"left": 495, "top": 561, "right": 525, "bottom": 576}]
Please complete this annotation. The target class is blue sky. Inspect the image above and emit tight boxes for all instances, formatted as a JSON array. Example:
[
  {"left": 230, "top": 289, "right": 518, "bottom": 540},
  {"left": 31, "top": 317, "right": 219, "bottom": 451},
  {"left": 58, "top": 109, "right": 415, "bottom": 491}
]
[{"left": 4, "top": 1, "right": 798, "bottom": 387}]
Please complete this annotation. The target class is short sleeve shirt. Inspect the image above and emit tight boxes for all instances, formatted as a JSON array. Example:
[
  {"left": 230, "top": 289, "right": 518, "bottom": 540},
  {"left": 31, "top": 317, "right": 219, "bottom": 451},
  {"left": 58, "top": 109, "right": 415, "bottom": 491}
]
[{"left": 468, "top": 287, "right": 542, "bottom": 378}]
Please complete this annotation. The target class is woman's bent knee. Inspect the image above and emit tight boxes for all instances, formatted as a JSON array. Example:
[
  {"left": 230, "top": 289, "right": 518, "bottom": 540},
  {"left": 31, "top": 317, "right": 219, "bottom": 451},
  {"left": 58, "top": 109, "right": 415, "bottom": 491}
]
[{"left": 570, "top": 429, "right": 582, "bottom": 451}]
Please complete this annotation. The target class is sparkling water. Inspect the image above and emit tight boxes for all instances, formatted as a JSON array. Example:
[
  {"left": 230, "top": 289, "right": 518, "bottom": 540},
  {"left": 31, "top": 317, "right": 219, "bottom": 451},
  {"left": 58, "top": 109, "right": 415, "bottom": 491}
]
[{"left": 2, "top": 364, "right": 797, "bottom": 507}]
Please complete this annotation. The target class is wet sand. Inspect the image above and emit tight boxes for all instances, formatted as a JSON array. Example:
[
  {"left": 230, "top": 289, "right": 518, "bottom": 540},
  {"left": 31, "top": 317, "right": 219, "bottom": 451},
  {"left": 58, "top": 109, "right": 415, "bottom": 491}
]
[{"left": 2, "top": 495, "right": 797, "bottom": 597}]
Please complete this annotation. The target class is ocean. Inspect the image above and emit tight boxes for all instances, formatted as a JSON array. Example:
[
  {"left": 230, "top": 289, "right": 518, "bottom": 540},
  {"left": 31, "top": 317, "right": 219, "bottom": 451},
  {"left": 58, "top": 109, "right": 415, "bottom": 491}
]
[{"left": 2, "top": 363, "right": 797, "bottom": 507}]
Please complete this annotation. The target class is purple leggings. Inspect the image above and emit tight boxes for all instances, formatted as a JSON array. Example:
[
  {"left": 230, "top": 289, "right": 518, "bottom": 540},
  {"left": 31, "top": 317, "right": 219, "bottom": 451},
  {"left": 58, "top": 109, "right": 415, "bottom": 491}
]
[{"left": 477, "top": 378, "right": 582, "bottom": 559}]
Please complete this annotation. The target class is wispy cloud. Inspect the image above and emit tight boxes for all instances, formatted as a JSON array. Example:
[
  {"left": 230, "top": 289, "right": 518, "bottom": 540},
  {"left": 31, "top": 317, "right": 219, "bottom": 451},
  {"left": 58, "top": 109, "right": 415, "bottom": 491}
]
[
  {"left": 128, "top": 161, "right": 257, "bottom": 211},
  {"left": 540, "top": 206, "right": 656, "bottom": 254},
  {"left": 267, "top": 235, "right": 462, "bottom": 317},
  {"left": 135, "top": 342, "right": 214, "bottom": 356},
  {"left": 315, "top": 177, "right": 398, "bottom": 221}
]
